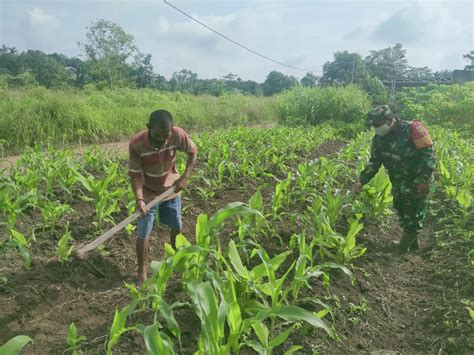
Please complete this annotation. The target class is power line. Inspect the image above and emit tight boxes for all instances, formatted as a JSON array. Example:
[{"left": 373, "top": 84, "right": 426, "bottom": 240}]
[{"left": 163, "top": 0, "right": 321, "bottom": 74}]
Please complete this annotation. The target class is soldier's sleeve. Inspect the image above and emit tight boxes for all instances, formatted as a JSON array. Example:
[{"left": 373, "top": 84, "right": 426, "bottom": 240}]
[
  {"left": 411, "top": 121, "right": 436, "bottom": 184},
  {"left": 359, "top": 138, "right": 382, "bottom": 185}
]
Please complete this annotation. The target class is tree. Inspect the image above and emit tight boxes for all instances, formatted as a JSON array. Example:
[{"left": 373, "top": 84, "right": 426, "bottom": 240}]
[
  {"left": 169, "top": 69, "right": 198, "bottom": 92},
  {"left": 405, "top": 66, "right": 433, "bottom": 79},
  {"left": 79, "top": 19, "right": 137, "bottom": 87},
  {"left": 300, "top": 72, "right": 319, "bottom": 87},
  {"left": 0, "top": 48, "right": 72, "bottom": 87},
  {"left": 463, "top": 51, "right": 474, "bottom": 70},
  {"left": 319, "top": 51, "right": 367, "bottom": 85},
  {"left": 132, "top": 52, "right": 154, "bottom": 88},
  {"left": 262, "top": 71, "right": 298, "bottom": 96},
  {"left": 365, "top": 43, "right": 408, "bottom": 80}
]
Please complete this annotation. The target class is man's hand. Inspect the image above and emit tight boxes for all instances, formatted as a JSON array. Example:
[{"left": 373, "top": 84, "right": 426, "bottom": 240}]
[
  {"left": 173, "top": 176, "right": 188, "bottom": 192},
  {"left": 352, "top": 181, "right": 363, "bottom": 194},
  {"left": 136, "top": 199, "right": 148, "bottom": 214},
  {"left": 417, "top": 183, "right": 430, "bottom": 197}
]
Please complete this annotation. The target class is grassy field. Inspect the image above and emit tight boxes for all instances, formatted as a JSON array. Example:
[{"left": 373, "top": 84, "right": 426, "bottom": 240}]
[
  {"left": 1, "top": 122, "right": 472, "bottom": 353},
  {"left": 0, "top": 88, "right": 278, "bottom": 155}
]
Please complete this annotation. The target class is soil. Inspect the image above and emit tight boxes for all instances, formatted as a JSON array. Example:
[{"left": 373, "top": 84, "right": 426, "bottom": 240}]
[{"left": 1, "top": 138, "right": 472, "bottom": 354}]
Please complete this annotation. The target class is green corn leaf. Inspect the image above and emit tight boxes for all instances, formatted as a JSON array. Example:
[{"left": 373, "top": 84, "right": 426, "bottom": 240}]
[
  {"left": 252, "top": 322, "right": 269, "bottom": 349},
  {"left": 284, "top": 345, "right": 303, "bottom": 354},
  {"left": 269, "top": 324, "right": 296, "bottom": 349},
  {"left": 271, "top": 305, "right": 332, "bottom": 337},
  {"left": 227, "top": 240, "right": 249, "bottom": 278},
  {"left": 0, "top": 335, "right": 33, "bottom": 355},
  {"left": 209, "top": 202, "right": 262, "bottom": 231},
  {"left": 9, "top": 229, "right": 28, "bottom": 247},
  {"left": 456, "top": 189, "right": 472, "bottom": 209},
  {"left": 158, "top": 300, "right": 181, "bottom": 344},
  {"left": 107, "top": 301, "right": 138, "bottom": 354},
  {"left": 143, "top": 323, "right": 174, "bottom": 355},
  {"left": 175, "top": 233, "right": 192, "bottom": 249},
  {"left": 67, "top": 323, "right": 78, "bottom": 347},
  {"left": 250, "top": 251, "right": 291, "bottom": 281}
]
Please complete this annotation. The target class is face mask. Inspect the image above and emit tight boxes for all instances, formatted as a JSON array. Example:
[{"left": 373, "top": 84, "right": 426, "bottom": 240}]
[{"left": 375, "top": 122, "right": 391, "bottom": 136}]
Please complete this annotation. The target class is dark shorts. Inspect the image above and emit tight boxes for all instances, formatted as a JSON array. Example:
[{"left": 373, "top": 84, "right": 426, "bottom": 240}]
[{"left": 136, "top": 196, "right": 182, "bottom": 240}]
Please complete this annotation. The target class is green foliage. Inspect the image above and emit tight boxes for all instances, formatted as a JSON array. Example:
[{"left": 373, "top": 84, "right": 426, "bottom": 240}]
[
  {"left": 319, "top": 51, "right": 366, "bottom": 85},
  {"left": 262, "top": 71, "right": 298, "bottom": 96},
  {"left": 277, "top": 85, "right": 371, "bottom": 125},
  {"left": 396, "top": 83, "right": 474, "bottom": 132},
  {"left": 66, "top": 323, "right": 87, "bottom": 355},
  {"left": 0, "top": 88, "right": 277, "bottom": 155},
  {"left": 0, "top": 335, "right": 33, "bottom": 355},
  {"left": 57, "top": 229, "right": 74, "bottom": 264}
]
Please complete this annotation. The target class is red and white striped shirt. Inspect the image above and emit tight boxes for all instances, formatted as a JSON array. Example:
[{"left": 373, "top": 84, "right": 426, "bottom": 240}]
[{"left": 128, "top": 126, "right": 197, "bottom": 200}]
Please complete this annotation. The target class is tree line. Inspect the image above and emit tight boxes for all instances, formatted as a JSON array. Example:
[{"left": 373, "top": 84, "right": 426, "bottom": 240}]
[{"left": 1, "top": 19, "right": 472, "bottom": 96}]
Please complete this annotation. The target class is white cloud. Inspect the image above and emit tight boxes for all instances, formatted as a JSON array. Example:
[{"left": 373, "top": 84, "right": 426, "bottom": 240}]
[{"left": 27, "top": 7, "right": 58, "bottom": 28}]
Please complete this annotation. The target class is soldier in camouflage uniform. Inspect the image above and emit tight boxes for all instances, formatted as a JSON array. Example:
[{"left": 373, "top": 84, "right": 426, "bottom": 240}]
[{"left": 353, "top": 105, "right": 436, "bottom": 254}]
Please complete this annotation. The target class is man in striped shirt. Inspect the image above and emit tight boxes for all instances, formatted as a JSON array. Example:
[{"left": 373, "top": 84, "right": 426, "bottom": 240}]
[{"left": 129, "top": 109, "right": 197, "bottom": 284}]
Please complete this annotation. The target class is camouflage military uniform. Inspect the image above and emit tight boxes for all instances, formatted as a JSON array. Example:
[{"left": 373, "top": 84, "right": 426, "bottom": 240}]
[{"left": 360, "top": 120, "right": 436, "bottom": 234}]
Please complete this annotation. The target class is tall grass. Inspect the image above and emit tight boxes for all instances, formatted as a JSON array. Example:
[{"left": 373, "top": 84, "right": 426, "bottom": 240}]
[
  {"left": 277, "top": 85, "right": 372, "bottom": 126},
  {"left": 0, "top": 87, "right": 277, "bottom": 155}
]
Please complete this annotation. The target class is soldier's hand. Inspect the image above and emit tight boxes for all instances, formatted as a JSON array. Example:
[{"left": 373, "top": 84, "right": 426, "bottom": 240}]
[
  {"left": 417, "top": 183, "right": 430, "bottom": 197},
  {"left": 353, "top": 181, "right": 363, "bottom": 194}
]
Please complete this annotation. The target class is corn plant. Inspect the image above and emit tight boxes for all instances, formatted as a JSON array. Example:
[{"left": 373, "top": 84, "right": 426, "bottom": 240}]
[
  {"left": 187, "top": 281, "right": 229, "bottom": 354},
  {"left": 8, "top": 228, "right": 32, "bottom": 270},
  {"left": 271, "top": 172, "right": 292, "bottom": 219},
  {"left": 41, "top": 200, "right": 73, "bottom": 233},
  {"left": 324, "top": 190, "right": 347, "bottom": 229},
  {"left": 76, "top": 162, "right": 125, "bottom": 231},
  {"left": 66, "top": 323, "right": 87, "bottom": 355},
  {"left": 57, "top": 228, "right": 74, "bottom": 264},
  {"left": 106, "top": 300, "right": 139, "bottom": 354},
  {"left": 246, "top": 322, "right": 299, "bottom": 355},
  {"left": 353, "top": 170, "right": 392, "bottom": 220},
  {"left": 1, "top": 190, "right": 38, "bottom": 228},
  {"left": 315, "top": 216, "right": 366, "bottom": 265},
  {"left": 295, "top": 162, "right": 314, "bottom": 193}
]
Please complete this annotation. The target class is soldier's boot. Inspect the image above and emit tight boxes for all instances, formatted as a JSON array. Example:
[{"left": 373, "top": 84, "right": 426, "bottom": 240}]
[
  {"left": 397, "top": 231, "right": 418, "bottom": 255},
  {"left": 409, "top": 234, "right": 420, "bottom": 250}
]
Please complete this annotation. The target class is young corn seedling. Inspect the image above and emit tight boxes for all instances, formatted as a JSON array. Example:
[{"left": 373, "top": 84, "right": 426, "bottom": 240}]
[
  {"left": 57, "top": 228, "right": 74, "bottom": 264},
  {"left": 315, "top": 216, "right": 366, "bottom": 265},
  {"left": 107, "top": 300, "right": 139, "bottom": 355},
  {"left": 66, "top": 323, "right": 87, "bottom": 355},
  {"left": 41, "top": 200, "right": 73, "bottom": 233},
  {"left": 187, "top": 281, "right": 229, "bottom": 354},
  {"left": 295, "top": 162, "right": 315, "bottom": 196},
  {"left": 353, "top": 170, "right": 392, "bottom": 220},
  {"left": 270, "top": 172, "right": 292, "bottom": 220},
  {"left": 8, "top": 229, "right": 33, "bottom": 270}
]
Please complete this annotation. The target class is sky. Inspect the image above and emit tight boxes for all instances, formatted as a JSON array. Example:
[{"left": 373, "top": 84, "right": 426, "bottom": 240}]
[{"left": 1, "top": 0, "right": 473, "bottom": 82}]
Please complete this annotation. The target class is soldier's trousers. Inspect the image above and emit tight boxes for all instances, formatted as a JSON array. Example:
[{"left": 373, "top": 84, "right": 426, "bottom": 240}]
[{"left": 391, "top": 184, "right": 428, "bottom": 233}]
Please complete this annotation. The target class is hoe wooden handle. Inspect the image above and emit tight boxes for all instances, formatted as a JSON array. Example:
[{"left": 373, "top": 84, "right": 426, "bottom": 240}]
[{"left": 75, "top": 187, "right": 176, "bottom": 259}]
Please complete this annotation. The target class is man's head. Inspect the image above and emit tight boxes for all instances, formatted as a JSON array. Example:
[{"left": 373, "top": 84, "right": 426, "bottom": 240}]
[
  {"left": 366, "top": 105, "right": 396, "bottom": 136},
  {"left": 147, "top": 109, "right": 173, "bottom": 143}
]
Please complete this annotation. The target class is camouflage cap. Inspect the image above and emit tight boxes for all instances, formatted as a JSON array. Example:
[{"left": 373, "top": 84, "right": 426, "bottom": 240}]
[{"left": 366, "top": 105, "right": 393, "bottom": 127}]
